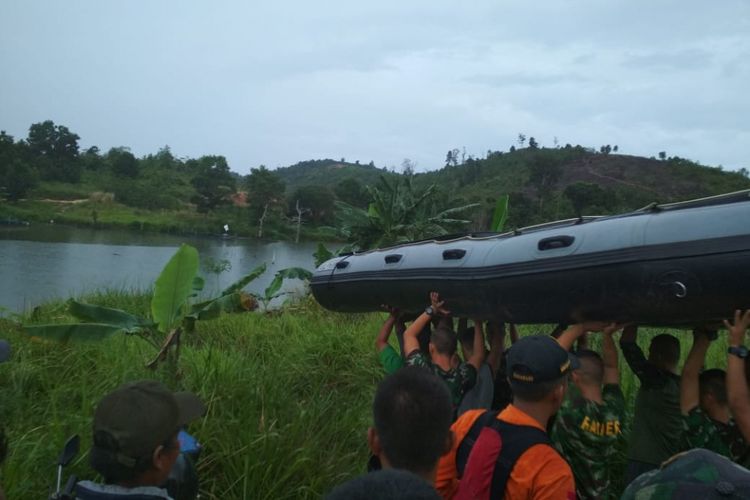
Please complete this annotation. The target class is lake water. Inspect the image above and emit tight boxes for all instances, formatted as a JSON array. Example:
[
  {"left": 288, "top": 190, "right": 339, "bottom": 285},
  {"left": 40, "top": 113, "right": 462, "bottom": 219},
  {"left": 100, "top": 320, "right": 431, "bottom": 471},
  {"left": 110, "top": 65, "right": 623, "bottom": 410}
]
[{"left": 0, "top": 224, "right": 322, "bottom": 313}]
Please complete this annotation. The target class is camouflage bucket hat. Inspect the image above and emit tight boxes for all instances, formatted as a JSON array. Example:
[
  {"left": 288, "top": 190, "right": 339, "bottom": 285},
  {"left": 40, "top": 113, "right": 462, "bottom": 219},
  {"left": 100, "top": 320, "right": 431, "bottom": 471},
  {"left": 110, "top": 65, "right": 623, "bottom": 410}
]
[{"left": 622, "top": 448, "right": 750, "bottom": 499}]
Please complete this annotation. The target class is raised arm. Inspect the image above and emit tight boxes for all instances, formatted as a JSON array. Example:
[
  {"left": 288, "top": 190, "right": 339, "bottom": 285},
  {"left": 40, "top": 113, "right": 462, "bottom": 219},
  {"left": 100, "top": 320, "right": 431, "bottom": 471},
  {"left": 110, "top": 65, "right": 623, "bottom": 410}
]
[
  {"left": 680, "top": 328, "right": 711, "bottom": 414},
  {"left": 375, "top": 309, "right": 398, "bottom": 352},
  {"left": 602, "top": 324, "right": 621, "bottom": 386},
  {"left": 486, "top": 321, "right": 505, "bottom": 377},
  {"left": 619, "top": 324, "right": 652, "bottom": 382},
  {"left": 726, "top": 310, "right": 750, "bottom": 441},
  {"left": 509, "top": 323, "right": 519, "bottom": 344},
  {"left": 557, "top": 322, "right": 610, "bottom": 351},
  {"left": 467, "top": 319, "right": 486, "bottom": 371},
  {"left": 403, "top": 292, "right": 449, "bottom": 356},
  {"left": 557, "top": 324, "right": 586, "bottom": 351}
]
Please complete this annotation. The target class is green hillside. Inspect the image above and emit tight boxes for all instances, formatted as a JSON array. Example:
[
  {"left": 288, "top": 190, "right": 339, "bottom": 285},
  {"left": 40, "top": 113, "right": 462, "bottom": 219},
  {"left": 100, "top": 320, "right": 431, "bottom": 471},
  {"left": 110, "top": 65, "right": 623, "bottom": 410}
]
[{"left": 2, "top": 120, "right": 748, "bottom": 240}]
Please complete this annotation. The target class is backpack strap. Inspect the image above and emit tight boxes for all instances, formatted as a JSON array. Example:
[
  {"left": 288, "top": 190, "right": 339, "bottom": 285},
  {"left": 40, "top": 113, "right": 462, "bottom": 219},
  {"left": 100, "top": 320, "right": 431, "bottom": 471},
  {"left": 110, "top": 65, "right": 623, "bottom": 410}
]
[
  {"left": 456, "top": 410, "right": 499, "bottom": 478},
  {"left": 488, "top": 420, "right": 551, "bottom": 499}
]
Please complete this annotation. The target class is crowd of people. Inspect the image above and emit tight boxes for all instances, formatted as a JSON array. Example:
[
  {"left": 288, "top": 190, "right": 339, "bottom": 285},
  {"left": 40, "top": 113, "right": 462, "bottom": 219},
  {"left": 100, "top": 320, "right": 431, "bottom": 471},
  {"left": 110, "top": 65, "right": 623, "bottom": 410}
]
[
  {"left": 333, "top": 295, "right": 750, "bottom": 499},
  {"left": 2, "top": 300, "right": 750, "bottom": 499}
]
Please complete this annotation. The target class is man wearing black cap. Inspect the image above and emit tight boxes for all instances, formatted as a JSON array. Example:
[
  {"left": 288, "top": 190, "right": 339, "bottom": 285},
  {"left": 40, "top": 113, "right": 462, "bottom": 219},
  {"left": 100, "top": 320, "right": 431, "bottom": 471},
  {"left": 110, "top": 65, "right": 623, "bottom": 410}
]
[
  {"left": 435, "top": 335, "right": 576, "bottom": 499},
  {"left": 75, "top": 380, "right": 205, "bottom": 500}
]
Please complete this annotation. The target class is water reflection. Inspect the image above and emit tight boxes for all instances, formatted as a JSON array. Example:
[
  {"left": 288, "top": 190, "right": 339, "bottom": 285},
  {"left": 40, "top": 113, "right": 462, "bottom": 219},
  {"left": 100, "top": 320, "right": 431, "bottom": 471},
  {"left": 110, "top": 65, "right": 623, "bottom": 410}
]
[{"left": 0, "top": 225, "right": 321, "bottom": 312}]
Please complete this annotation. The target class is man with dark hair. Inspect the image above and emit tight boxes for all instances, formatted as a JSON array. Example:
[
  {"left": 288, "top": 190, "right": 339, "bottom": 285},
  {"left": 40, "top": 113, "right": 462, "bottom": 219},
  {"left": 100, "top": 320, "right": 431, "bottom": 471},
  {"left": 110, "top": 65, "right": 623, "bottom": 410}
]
[
  {"left": 435, "top": 335, "right": 576, "bottom": 499},
  {"left": 620, "top": 325, "right": 682, "bottom": 482},
  {"left": 552, "top": 323, "right": 626, "bottom": 500},
  {"left": 327, "top": 367, "right": 452, "bottom": 499},
  {"left": 403, "top": 293, "right": 483, "bottom": 416},
  {"left": 680, "top": 327, "right": 749, "bottom": 464},
  {"left": 75, "top": 380, "right": 205, "bottom": 499}
]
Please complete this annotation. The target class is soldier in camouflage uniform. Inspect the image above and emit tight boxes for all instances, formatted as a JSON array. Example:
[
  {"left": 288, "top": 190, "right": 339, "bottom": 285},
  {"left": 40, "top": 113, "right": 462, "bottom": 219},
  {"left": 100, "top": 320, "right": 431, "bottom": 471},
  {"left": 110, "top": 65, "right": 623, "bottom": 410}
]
[
  {"left": 553, "top": 323, "right": 627, "bottom": 500},
  {"left": 680, "top": 328, "right": 750, "bottom": 466},
  {"left": 621, "top": 448, "right": 750, "bottom": 499},
  {"left": 403, "top": 293, "right": 482, "bottom": 418}
]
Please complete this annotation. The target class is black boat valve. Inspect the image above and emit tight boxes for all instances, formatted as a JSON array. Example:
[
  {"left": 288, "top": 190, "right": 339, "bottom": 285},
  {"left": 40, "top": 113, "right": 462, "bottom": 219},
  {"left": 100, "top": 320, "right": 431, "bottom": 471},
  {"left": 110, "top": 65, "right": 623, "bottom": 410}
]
[{"left": 672, "top": 281, "right": 688, "bottom": 298}]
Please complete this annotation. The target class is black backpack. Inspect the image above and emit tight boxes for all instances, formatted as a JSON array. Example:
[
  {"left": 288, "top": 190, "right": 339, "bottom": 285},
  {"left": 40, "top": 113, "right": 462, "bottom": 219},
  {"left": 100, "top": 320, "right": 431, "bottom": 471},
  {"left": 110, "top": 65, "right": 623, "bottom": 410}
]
[{"left": 455, "top": 411, "right": 552, "bottom": 499}]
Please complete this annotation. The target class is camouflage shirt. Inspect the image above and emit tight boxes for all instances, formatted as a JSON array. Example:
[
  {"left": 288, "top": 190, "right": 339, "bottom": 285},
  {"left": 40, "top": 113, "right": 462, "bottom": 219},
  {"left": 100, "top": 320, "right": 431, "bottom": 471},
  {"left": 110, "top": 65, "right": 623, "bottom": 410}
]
[
  {"left": 405, "top": 350, "right": 477, "bottom": 414},
  {"left": 551, "top": 384, "right": 626, "bottom": 500},
  {"left": 621, "top": 448, "right": 750, "bottom": 500},
  {"left": 682, "top": 407, "right": 750, "bottom": 467}
]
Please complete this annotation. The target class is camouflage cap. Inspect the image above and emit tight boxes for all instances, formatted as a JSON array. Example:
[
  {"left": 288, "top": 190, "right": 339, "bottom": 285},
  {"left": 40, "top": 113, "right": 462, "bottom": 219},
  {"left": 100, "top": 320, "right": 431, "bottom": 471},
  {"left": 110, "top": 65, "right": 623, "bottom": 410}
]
[
  {"left": 621, "top": 448, "right": 750, "bottom": 499},
  {"left": 93, "top": 380, "right": 205, "bottom": 467}
]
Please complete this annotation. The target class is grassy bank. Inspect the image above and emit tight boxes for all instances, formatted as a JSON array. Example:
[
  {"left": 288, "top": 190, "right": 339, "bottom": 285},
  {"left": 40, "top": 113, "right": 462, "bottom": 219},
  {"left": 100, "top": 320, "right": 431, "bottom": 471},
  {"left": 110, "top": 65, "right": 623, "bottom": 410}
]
[
  {"left": 0, "top": 291, "right": 734, "bottom": 498},
  {"left": 0, "top": 199, "right": 338, "bottom": 242}
]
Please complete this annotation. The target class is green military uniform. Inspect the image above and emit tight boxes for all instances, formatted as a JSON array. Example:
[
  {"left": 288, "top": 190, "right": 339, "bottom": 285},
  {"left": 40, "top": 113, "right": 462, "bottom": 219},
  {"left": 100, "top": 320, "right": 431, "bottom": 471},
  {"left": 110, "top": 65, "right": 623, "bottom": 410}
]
[
  {"left": 621, "top": 448, "right": 750, "bottom": 499},
  {"left": 620, "top": 340, "right": 682, "bottom": 470},
  {"left": 682, "top": 407, "right": 750, "bottom": 467},
  {"left": 551, "top": 384, "right": 626, "bottom": 500},
  {"left": 405, "top": 350, "right": 476, "bottom": 414},
  {"left": 379, "top": 344, "right": 404, "bottom": 374}
]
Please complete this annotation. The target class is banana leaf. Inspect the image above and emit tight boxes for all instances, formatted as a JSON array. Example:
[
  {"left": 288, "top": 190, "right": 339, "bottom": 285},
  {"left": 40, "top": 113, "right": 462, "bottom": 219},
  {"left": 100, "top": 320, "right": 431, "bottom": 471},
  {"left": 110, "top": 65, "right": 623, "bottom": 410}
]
[
  {"left": 491, "top": 195, "right": 509, "bottom": 232},
  {"left": 313, "top": 243, "right": 334, "bottom": 268},
  {"left": 151, "top": 244, "right": 200, "bottom": 333},
  {"left": 220, "top": 263, "right": 267, "bottom": 296},
  {"left": 67, "top": 300, "right": 153, "bottom": 329},
  {"left": 23, "top": 323, "right": 129, "bottom": 343},
  {"left": 264, "top": 267, "right": 313, "bottom": 301}
]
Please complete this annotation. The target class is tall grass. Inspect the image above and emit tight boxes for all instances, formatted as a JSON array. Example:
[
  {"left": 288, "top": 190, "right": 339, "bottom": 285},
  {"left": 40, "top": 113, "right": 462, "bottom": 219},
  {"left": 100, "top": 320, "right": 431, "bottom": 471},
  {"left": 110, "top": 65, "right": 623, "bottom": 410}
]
[{"left": 0, "top": 293, "right": 734, "bottom": 498}]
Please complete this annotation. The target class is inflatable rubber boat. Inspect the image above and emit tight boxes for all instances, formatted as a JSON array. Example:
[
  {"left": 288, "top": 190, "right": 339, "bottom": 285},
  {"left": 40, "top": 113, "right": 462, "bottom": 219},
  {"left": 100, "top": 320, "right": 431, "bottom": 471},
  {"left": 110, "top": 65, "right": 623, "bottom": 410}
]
[{"left": 311, "top": 190, "right": 750, "bottom": 326}]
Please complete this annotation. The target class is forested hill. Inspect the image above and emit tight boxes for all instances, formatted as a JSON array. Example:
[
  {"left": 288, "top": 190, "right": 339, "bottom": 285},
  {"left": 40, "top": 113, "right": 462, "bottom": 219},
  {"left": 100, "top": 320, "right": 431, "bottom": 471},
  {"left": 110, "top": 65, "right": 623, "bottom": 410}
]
[
  {"left": 275, "top": 146, "right": 750, "bottom": 230},
  {"left": 1, "top": 120, "right": 748, "bottom": 240}
]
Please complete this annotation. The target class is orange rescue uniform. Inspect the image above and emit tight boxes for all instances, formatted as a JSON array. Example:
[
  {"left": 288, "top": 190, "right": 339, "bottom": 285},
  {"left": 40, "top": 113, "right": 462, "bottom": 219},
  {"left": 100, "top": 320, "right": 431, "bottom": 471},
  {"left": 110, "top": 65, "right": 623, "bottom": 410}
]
[{"left": 436, "top": 405, "right": 575, "bottom": 500}]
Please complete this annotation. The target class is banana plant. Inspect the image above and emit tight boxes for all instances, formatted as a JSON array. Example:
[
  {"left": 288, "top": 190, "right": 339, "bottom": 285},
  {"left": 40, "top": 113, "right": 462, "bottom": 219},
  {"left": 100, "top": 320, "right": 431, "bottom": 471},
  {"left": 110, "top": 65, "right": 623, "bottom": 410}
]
[{"left": 22, "top": 244, "right": 309, "bottom": 371}]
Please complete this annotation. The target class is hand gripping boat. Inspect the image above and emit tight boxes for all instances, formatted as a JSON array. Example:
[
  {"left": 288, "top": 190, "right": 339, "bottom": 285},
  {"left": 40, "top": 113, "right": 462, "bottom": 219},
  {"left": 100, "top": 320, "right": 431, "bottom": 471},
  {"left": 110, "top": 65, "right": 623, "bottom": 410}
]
[{"left": 311, "top": 190, "right": 750, "bottom": 326}]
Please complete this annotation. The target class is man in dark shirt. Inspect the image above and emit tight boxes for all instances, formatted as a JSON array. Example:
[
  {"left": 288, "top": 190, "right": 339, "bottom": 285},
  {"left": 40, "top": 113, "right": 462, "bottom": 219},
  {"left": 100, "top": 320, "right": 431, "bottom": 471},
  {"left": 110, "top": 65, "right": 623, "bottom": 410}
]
[
  {"left": 620, "top": 325, "right": 682, "bottom": 482},
  {"left": 403, "top": 293, "right": 482, "bottom": 416},
  {"left": 680, "top": 327, "right": 750, "bottom": 465}
]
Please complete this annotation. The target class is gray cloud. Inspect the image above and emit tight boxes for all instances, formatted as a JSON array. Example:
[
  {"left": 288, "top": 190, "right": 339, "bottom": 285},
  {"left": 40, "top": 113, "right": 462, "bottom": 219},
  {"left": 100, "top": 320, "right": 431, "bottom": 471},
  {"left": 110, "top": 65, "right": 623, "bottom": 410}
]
[{"left": 1, "top": 0, "right": 748, "bottom": 173}]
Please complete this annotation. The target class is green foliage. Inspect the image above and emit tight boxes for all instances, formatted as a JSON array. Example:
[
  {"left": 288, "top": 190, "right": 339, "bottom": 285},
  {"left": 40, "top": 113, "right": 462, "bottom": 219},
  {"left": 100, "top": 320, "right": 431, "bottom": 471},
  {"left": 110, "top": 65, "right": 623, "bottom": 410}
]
[
  {"left": 289, "top": 185, "right": 336, "bottom": 225},
  {"left": 221, "top": 264, "right": 267, "bottom": 295},
  {"left": 491, "top": 194, "right": 509, "bottom": 232},
  {"left": 190, "top": 156, "right": 236, "bottom": 213},
  {"left": 334, "top": 178, "right": 369, "bottom": 208},
  {"left": 23, "top": 323, "right": 127, "bottom": 342},
  {"left": 151, "top": 244, "right": 200, "bottom": 332},
  {"left": 245, "top": 166, "right": 285, "bottom": 212},
  {"left": 68, "top": 300, "right": 154, "bottom": 330},
  {"left": 564, "top": 182, "right": 610, "bottom": 216},
  {"left": 26, "top": 120, "right": 82, "bottom": 183},
  {"left": 313, "top": 243, "right": 334, "bottom": 268},
  {"left": 264, "top": 267, "right": 313, "bottom": 302},
  {"left": 337, "top": 175, "right": 479, "bottom": 250},
  {"left": 107, "top": 147, "right": 139, "bottom": 178},
  {"left": 0, "top": 131, "right": 39, "bottom": 201}
]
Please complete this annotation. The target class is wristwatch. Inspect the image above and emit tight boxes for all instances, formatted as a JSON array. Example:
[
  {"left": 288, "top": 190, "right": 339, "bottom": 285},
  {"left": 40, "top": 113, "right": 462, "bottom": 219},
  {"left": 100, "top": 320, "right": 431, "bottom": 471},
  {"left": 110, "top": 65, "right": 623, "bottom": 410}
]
[
  {"left": 728, "top": 345, "right": 749, "bottom": 358},
  {"left": 425, "top": 306, "right": 435, "bottom": 316}
]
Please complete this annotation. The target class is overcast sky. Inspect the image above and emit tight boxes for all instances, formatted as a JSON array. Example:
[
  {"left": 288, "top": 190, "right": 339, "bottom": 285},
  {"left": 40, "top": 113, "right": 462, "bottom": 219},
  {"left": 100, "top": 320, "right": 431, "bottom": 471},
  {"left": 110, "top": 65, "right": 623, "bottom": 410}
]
[{"left": 1, "top": 1, "right": 748, "bottom": 174}]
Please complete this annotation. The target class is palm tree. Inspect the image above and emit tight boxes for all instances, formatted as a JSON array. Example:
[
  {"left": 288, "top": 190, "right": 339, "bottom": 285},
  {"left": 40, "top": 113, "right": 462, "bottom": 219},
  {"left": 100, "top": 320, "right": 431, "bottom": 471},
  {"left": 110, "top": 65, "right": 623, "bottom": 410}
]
[{"left": 336, "top": 175, "right": 479, "bottom": 250}]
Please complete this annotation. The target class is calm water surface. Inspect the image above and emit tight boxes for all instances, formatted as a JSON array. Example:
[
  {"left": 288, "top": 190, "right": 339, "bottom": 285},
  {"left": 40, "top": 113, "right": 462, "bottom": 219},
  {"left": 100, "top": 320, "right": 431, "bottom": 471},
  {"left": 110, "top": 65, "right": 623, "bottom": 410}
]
[{"left": 0, "top": 224, "right": 321, "bottom": 313}]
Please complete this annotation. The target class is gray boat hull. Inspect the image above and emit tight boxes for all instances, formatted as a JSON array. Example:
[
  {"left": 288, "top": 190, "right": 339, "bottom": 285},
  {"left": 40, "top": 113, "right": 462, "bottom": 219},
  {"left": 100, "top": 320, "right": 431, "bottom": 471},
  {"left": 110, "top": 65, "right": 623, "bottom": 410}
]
[{"left": 312, "top": 191, "right": 750, "bottom": 326}]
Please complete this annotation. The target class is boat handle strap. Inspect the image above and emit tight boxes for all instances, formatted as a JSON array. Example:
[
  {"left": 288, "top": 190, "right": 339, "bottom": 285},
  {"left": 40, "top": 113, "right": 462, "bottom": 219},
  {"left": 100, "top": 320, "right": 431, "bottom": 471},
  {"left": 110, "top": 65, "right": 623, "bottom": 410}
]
[
  {"left": 538, "top": 235, "right": 575, "bottom": 251},
  {"left": 385, "top": 254, "right": 403, "bottom": 264},
  {"left": 443, "top": 249, "right": 467, "bottom": 260}
]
